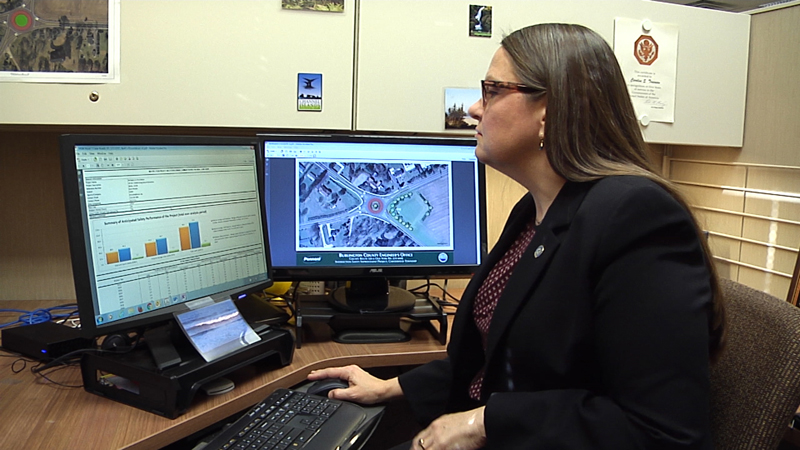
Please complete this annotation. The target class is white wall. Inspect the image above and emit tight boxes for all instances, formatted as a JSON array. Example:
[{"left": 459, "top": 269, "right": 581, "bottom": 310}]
[
  {"left": 356, "top": 0, "right": 750, "bottom": 147},
  {"left": 1, "top": 1, "right": 356, "bottom": 129},
  {"left": 0, "top": 0, "right": 750, "bottom": 144}
]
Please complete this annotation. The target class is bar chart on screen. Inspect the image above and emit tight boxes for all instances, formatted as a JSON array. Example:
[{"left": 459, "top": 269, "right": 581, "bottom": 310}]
[
  {"left": 88, "top": 204, "right": 266, "bottom": 316},
  {"left": 81, "top": 163, "right": 267, "bottom": 319},
  {"left": 100, "top": 220, "right": 211, "bottom": 265}
]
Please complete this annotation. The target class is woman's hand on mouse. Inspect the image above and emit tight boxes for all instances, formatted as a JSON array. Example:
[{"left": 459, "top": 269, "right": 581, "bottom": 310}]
[{"left": 308, "top": 365, "right": 403, "bottom": 404}]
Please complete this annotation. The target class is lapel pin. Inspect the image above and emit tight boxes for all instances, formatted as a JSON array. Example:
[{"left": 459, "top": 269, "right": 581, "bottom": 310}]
[{"left": 534, "top": 245, "right": 544, "bottom": 258}]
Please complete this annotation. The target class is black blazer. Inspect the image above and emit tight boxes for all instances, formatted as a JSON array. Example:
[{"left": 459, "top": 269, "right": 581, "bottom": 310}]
[{"left": 399, "top": 176, "right": 714, "bottom": 449}]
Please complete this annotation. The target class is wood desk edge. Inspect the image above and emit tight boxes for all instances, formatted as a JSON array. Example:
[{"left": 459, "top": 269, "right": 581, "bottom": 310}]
[
  {"left": 0, "top": 300, "right": 451, "bottom": 450},
  {"left": 126, "top": 347, "right": 447, "bottom": 450}
]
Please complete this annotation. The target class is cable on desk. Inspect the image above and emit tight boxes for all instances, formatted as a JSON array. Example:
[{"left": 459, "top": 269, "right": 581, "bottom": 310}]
[
  {"left": 0, "top": 349, "right": 39, "bottom": 375},
  {"left": 59, "top": 308, "right": 81, "bottom": 328},
  {"left": 28, "top": 342, "right": 139, "bottom": 388},
  {"left": 253, "top": 289, "right": 295, "bottom": 322},
  {"left": 285, "top": 281, "right": 300, "bottom": 321},
  {"left": 31, "top": 363, "right": 83, "bottom": 389},
  {"left": 0, "top": 348, "right": 86, "bottom": 387},
  {"left": 0, "top": 304, "right": 79, "bottom": 329},
  {"left": 30, "top": 348, "right": 96, "bottom": 374},
  {"left": 11, "top": 357, "right": 30, "bottom": 374},
  {"left": 0, "top": 352, "right": 83, "bottom": 388},
  {"left": 260, "top": 291, "right": 290, "bottom": 307},
  {"left": 408, "top": 281, "right": 462, "bottom": 307}
]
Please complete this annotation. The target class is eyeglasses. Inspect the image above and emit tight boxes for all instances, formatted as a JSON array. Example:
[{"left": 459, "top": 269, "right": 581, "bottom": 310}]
[{"left": 480, "top": 80, "right": 541, "bottom": 106}]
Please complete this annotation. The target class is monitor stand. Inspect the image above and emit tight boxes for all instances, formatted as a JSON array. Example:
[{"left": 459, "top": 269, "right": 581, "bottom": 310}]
[
  {"left": 329, "top": 278, "right": 416, "bottom": 313},
  {"left": 323, "top": 278, "right": 417, "bottom": 344},
  {"left": 294, "top": 293, "right": 447, "bottom": 348},
  {"left": 81, "top": 325, "right": 295, "bottom": 418}
]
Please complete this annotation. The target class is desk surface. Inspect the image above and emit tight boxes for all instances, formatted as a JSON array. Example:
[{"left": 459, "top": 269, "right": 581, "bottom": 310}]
[{"left": 0, "top": 300, "right": 451, "bottom": 450}]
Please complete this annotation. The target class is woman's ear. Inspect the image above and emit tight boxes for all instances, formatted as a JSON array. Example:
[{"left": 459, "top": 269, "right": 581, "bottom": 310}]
[
  {"left": 538, "top": 104, "right": 546, "bottom": 135},
  {"left": 541, "top": 97, "right": 547, "bottom": 121}
]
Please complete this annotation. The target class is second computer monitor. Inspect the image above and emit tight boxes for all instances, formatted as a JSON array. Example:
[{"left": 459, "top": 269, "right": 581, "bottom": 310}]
[
  {"left": 60, "top": 134, "right": 274, "bottom": 339},
  {"left": 261, "top": 134, "right": 487, "bottom": 312}
]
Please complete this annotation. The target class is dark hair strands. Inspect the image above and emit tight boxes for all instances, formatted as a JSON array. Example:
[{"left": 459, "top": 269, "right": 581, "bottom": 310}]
[{"left": 501, "top": 23, "right": 725, "bottom": 361}]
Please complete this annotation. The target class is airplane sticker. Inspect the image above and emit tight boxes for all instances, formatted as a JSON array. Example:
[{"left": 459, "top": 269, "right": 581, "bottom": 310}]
[{"left": 298, "top": 73, "right": 322, "bottom": 112}]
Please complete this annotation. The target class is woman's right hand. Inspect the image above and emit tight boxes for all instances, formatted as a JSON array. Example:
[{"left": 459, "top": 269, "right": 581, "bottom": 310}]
[{"left": 307, "top": 364, "right": 403, "bottom": 405}]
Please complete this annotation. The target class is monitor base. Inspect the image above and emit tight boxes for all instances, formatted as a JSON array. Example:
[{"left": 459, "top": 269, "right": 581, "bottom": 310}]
[
  {"left": 329, "top": 279, "right": 416, "bottom": 313},
  {"left": 333, "top": 328, "right": 411, "bottom": 344},
  {"left": 294, "top": 294, "right": 447, "bottom": 348}
]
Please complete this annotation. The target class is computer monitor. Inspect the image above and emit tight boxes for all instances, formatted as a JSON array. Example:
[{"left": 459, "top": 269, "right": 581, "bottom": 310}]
[
  {"left": 60, "top": 135, "right": 274, "bottom": 348},
  {"left": 261, "top": 134, "right": 487, "bottom": 313}
]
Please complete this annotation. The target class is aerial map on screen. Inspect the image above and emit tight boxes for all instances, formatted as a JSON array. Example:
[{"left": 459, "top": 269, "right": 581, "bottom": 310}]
[
  {"left": 0, "top": 0, "right": 109, "bottom": 75},
  {"left": 298, "top": 160, "right": 453, "bottom": 250}
]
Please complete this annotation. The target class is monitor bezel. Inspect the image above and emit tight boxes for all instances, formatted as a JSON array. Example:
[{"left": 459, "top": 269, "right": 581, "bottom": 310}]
[
  {"left": 60, "top": 134, "right": 274, "bottom": 339},
  {"left": 259, "top": 133, "right": 488, "bottom": 283}
]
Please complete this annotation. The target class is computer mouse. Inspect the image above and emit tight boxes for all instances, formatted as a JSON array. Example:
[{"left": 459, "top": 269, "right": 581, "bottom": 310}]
[{"left": 306, "top": 378, "right": 349, "bottom": 397}]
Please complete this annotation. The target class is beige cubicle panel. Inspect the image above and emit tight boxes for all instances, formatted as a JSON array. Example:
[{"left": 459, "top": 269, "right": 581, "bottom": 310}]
[
  {"left": 355, "top": 0, "right": 750, "bottom": 147},
  {"left": 0, "top": 1, "right": 355, "bottom": 129}
]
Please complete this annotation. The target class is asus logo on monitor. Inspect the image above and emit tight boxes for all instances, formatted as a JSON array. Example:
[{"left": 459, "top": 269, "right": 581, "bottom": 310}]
[{"left": 369, "top": 269, "right": 383, "bottom": 273}]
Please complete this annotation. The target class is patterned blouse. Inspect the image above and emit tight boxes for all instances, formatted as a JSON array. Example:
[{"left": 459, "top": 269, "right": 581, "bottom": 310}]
[{"left": 469, "top": 218, "right": 537, "bottom": 401}]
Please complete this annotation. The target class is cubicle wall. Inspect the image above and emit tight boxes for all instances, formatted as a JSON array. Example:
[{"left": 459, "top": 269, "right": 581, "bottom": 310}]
[
  {"left": 356, "top": 0, "right": 750, "bottom": 147},
  {"left": 0, "top": 1, "right": 755, "bottom": 301},
  {"left": 0, "top": 1, "right": 356, "bottom": 129},
  {"left": 2, "top": 0, "right": 750, "bottom": 146},
  {"left": 670, "top": 160, "right": 800, "bottom": 301},
  {"left": 661, "top": 5, "right": 800, "bottom": 302}
]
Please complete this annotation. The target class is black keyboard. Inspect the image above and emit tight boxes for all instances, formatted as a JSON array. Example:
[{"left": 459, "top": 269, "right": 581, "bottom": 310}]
[{"left": 204, "top": 388, "right": 368, "bottom": 450}]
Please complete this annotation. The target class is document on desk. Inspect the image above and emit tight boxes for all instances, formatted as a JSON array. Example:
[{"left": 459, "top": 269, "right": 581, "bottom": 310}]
[{"left": 174, "top": 299, "right": 260, "bottom": 362}]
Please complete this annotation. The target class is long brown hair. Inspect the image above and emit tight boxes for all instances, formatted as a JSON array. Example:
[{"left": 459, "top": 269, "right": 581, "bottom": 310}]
[{"left": 501, "top": 23, "right": 725, "bottom": 360}]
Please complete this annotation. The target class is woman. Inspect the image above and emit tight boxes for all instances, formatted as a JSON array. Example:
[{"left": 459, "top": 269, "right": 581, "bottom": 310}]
[{"left": 309, "top": 23, "right": 725, "bottom": 449}]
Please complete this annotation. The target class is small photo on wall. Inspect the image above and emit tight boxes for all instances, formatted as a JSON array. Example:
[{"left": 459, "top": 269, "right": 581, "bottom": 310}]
[
  {"left": 444, "top": 88, "right": 480, "bottom": 130},
  {"left": 282, "top": 0, "right": 344, "bottom": 12},
  {"left": 298, "top": 73, "right": 322, "bottom": 112},
  {"left": 469, "top": 5, "right": 492, "bottom": 38}
]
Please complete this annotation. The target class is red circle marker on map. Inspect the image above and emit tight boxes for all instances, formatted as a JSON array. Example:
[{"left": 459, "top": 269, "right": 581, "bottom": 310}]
[
  {"left": 368, "top": 198, "right": 384, "bottom": 214},
  {"left": 10, "top": 10, "right": 34, "bottom": 32}
]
